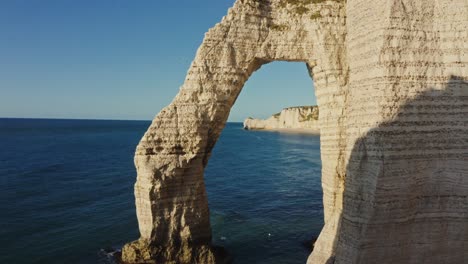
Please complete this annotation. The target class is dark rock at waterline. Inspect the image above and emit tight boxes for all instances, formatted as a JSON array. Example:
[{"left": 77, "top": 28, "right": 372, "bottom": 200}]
[{"left": 301, "top": 237, "right": 317, "bottom": 251}]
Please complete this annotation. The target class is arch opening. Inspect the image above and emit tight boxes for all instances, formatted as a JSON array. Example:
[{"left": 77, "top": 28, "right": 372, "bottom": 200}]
[{"left": 204, "top": 61, "right": 324, "bottom": 263}]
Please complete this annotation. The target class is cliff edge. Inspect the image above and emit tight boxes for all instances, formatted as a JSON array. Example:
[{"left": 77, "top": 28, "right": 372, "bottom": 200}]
[
  {"left": 243, "top": 106, "right": 319, "bottom": 133},
  {"left": 122, "top": 0, "right": 468, "bottom": 263}
]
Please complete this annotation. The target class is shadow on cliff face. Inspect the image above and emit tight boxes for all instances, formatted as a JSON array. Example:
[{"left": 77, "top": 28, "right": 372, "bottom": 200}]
[{"left": 327, "top": 76, "right": 467, "bottom": 263}]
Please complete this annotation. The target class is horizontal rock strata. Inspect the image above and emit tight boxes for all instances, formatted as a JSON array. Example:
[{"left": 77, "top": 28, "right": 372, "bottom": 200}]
[
  {"left": 122, "top": 0, "right": 468, "bottom": 263},
  {"left": 243, "top": 105, "right": 320, "bottom": 132}
]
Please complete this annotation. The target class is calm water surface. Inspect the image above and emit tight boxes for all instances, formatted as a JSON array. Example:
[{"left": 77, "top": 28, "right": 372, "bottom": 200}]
[{"left": 0, "top": 119, "right": 323, "bottom": 264}]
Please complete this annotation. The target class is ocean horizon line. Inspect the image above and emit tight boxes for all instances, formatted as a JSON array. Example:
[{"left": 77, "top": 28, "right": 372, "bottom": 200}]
[{"left": 0, "top": 117, "right": 244, "bottom": 123}]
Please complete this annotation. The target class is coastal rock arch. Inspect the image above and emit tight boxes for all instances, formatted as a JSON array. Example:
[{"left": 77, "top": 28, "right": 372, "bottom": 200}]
[
  {"left": 122, "top": 0, "right": 468, "bottom": 263},
  {"left": 122, "top": 1, "right": 347, "bottom": 263}
]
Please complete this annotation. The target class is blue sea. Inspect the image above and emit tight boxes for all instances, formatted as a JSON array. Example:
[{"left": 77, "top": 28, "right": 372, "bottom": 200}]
[{"left": 0, "top": 119, "right": 323, "bottom": 264}]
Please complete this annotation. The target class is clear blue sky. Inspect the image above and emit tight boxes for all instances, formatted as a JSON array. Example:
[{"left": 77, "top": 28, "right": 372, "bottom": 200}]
[{"left": 0, "top": 0, "right": 316, "bottom": 122}]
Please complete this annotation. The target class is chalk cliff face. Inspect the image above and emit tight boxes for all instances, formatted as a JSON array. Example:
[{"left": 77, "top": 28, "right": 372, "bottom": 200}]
[
  {"left": 243, "top": 106, "right": 319, "bottom": 132},
  {"left": 122, "top": 0, "right": 468, "bottom": 263}
]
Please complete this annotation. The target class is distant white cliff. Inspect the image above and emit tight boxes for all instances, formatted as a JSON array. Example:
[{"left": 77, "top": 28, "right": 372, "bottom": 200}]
[{"left": 243, "top": 106, "right": 319, "bottom": 133}]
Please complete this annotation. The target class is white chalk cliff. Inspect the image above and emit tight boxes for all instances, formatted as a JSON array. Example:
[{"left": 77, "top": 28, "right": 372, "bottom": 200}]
[
  {"left": 122, "top": 0, "right": 468, "bottom": 263},
  {"left": 243, "top": 106, "right": 320, "bottom": 132}
]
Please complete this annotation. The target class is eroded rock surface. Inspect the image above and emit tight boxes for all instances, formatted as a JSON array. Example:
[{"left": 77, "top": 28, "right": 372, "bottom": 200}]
[
  {"left": 244, "top": 106, "right": 320, "bottom": 132},
  {"left": 122, "top": 0, "right": 468, "bottom": 263}
]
